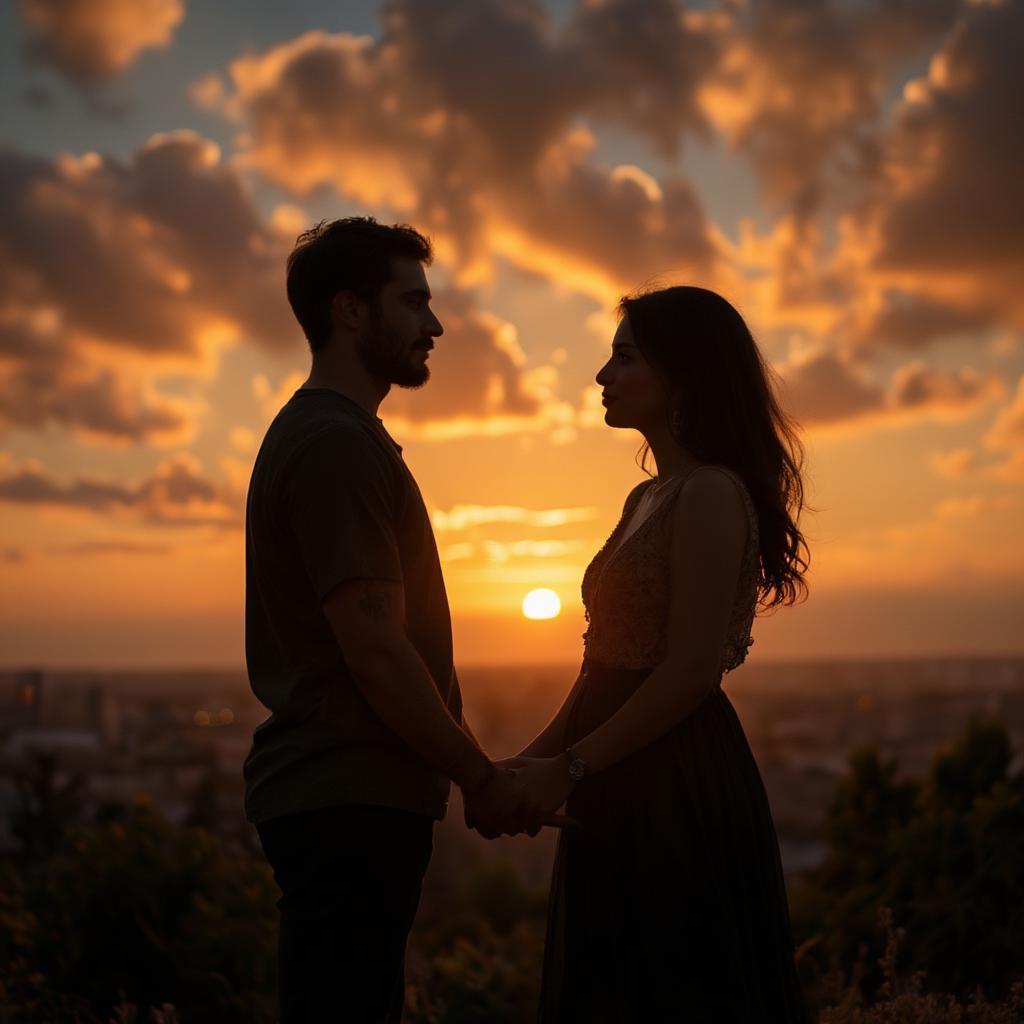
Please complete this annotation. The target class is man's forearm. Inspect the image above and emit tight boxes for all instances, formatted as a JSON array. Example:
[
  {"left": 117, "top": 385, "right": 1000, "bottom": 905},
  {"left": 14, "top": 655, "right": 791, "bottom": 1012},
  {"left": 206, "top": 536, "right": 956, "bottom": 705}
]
[
  {"left": 461, "top": 713, "right": 484, "bottom": 751},
  {"left": 348, "top": 640, "right": 493, "bottom": 790}
]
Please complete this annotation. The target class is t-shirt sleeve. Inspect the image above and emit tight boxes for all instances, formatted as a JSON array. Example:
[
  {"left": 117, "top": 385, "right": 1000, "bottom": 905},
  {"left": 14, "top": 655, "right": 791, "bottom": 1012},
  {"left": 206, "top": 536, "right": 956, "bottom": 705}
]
[{"left": 283, "top": 427, "right": 403, "bottom": 602}]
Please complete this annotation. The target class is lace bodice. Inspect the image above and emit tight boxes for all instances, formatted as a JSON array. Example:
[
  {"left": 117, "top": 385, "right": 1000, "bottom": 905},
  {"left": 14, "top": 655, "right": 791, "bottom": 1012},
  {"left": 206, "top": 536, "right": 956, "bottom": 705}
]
[{"left": 581, "top": 464, "right": 760, "bottom": 675}]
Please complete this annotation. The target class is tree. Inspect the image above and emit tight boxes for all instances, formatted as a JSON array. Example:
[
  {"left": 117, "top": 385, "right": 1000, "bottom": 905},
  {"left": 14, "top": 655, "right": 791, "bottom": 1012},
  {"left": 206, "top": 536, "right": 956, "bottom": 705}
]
[{"left": 792, "top": 713, "right": 1024, "bottom": 1004}]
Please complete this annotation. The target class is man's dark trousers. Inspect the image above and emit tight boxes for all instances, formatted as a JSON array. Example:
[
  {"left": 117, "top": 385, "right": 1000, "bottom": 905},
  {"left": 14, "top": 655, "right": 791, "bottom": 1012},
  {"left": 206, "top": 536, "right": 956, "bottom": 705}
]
[{"left": 256, "top": 802, "right": 435, "bottom": 1023}]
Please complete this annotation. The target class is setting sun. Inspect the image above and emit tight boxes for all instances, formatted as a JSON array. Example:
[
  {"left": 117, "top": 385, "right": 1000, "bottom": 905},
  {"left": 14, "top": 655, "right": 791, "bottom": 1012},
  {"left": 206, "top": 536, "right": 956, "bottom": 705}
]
[{"left": 522, "top": 588, "right": 562, "bottom": 620}]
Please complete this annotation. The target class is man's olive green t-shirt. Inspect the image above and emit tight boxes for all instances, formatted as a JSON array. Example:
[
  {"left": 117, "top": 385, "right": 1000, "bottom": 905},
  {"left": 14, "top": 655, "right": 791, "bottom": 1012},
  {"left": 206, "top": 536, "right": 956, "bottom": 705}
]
[{"left": 242, "top": 387, "right": 463, "bottom": 825}]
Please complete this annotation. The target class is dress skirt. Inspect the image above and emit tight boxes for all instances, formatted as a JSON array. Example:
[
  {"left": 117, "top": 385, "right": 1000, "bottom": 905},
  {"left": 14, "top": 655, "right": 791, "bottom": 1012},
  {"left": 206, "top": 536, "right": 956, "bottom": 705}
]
[{"left": 537, "top": 660, "right": 811, "bottom": 1023}]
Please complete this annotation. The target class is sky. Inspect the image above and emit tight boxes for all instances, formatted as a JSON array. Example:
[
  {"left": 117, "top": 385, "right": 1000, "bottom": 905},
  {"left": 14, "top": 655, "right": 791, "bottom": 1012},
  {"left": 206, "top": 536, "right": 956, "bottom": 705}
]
[{"left": 1, "top": 0, "right": 1022, "bottom": 669}]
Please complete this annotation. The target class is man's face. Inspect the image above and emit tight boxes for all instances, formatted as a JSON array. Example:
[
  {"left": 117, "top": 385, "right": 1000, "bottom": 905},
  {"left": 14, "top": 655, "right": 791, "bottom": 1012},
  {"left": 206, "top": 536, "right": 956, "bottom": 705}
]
[{"left": 356, "top": 259, "right": 444, "bottom": 388}]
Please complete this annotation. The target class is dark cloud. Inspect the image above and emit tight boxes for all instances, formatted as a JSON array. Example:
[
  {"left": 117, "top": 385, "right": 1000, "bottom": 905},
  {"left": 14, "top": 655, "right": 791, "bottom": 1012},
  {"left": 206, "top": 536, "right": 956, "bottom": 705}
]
[
  {"left": 0, "top": 454, "right": 241, "bottom": 528},
  {"left": 20, "top": 84, "right": 55, "bottom": 109},
  {"left": 384, "top": 288, "right": 543, "bottom": 423},
  {"left": 53, "top": 539, "right": 174, "bottom": 555},
  {"left": 702, "top": 0, "right": 961, "bottom": 216},
  {"left": 219, "top": 1, "right": 726, "bottom": 295},
  {"left": 0, "top": 133, "right": 299, "bottom": 443},
  {"left": 867, "top": 0, "right": 1024, "bottom": 321},
  {"left": 780, "top": 349, "right": 1003, "bottom": 428},
  {"left": 0, "top": 135, "right": 294, "bottom": 358},
  {"left": 888, "top": 361, "right": 1004, "bottom": 415},
  {"left": 780, "top": 349, "right": 884, "bottom": 426},
  {"left": 0, "top": 129, "right": 559, "bottom": 443},
  {"left": 0, "top": 360, "right": 194, "bottom": 444},
  {"left": 767, "top": 0, "right": 1023, "bottom": 353}
]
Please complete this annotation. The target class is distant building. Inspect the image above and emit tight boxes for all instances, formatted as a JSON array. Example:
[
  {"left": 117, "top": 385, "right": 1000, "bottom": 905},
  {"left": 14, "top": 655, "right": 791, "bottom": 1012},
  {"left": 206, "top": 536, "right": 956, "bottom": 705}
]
[{"left": 0, "top": 669, "right": 44, "bottom": 733}]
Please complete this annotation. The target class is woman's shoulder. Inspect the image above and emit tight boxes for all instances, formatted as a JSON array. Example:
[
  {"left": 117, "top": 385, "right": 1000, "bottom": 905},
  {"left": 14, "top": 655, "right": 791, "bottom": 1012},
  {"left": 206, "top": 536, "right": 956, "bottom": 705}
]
[
  {"left": 682, "top": 464, "right": 752, "bottom": 504},
  {"left": 622, "top": 477, "right": 657, "bottom": 510},
  {"left": 673, "top": 463, "right": 755, "bottom": 534}
]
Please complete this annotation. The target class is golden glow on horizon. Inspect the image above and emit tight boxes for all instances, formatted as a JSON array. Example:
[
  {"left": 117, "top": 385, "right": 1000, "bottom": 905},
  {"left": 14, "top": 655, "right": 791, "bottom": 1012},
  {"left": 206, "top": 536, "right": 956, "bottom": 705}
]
[{"left": 522, "top": 588, "right": 561, "bottom": 620}]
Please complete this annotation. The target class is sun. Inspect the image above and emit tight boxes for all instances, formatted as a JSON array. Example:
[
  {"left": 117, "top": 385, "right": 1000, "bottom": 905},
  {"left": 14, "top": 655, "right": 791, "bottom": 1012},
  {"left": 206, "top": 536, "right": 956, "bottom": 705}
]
[{"left": 522, "top": 588, "right": 561, "bottom": 620}]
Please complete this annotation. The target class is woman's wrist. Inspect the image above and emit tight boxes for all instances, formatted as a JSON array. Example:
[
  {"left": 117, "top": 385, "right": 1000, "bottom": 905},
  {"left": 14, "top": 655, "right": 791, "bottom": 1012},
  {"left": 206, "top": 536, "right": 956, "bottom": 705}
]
[{"left": 460, "top": 755, "right": 497, "bottom": 795}]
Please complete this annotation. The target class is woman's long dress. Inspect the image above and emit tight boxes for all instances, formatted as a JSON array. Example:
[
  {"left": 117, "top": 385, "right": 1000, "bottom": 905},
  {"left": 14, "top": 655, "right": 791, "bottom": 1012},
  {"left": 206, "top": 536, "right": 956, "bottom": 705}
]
[{"left": 537, "top": 464, "right": 811, "bottom": 1023}]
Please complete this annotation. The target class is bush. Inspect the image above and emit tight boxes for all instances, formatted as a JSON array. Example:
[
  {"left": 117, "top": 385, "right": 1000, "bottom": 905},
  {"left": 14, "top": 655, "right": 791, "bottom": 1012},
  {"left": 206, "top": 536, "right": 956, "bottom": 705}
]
[
  {"left": 0, "top": 798, "right": 279, "bottom": 1024},
  {"left": 791, "top": 713, "right": 1024, "bottom": 1009}
]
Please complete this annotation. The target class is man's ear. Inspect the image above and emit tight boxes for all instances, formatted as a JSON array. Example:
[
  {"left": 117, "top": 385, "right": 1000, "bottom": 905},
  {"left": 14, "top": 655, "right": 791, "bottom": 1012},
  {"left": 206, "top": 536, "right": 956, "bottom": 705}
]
[{"left": 331, "top": 289, "right": 367, "bottom": 332}]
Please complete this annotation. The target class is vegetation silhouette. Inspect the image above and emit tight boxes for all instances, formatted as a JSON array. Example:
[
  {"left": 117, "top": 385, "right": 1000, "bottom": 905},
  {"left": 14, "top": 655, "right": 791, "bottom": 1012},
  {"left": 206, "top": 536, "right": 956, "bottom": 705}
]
[
  {"left": 2, "top": 712, "right": 1022, "bottom": 1022},
  {"left": 790, "top": 712, "right": 1024, "bottom": 1009}
]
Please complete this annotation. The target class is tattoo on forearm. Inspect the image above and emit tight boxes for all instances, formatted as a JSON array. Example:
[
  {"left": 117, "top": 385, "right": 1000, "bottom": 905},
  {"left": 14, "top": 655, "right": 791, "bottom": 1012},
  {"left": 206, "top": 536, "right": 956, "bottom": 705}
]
[{"left": 356, "top": 583, "right": 392, "bottom": 621}]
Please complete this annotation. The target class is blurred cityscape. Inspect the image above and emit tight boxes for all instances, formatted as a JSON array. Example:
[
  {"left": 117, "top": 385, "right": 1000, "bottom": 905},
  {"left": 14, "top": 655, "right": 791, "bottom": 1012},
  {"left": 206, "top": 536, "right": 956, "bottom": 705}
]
[{"left": 2, "top": 655, "right": 1022, "bottom": 883}]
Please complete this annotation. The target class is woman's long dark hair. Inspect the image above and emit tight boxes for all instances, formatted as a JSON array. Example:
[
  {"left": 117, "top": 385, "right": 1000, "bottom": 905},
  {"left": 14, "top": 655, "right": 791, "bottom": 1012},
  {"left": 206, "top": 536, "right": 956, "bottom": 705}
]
[{"left": 620, "top": 285, "right": 812, "bottom": 611}]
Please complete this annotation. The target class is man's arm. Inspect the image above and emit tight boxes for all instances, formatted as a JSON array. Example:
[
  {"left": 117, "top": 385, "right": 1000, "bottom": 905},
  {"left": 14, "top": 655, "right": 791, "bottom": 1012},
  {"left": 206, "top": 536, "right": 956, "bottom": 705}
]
[
  {"left": 460, "top": 711, "right": 481, "bottom": 748},
  {"left": 322, "top": 577, "right": 495, "bottom": 792}
]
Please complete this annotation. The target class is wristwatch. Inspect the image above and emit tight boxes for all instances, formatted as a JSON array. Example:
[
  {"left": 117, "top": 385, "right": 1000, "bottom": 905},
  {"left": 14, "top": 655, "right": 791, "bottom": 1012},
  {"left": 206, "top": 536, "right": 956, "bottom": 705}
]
[{"left": 565, "top": 745, "right": 589, "bottom": 782}]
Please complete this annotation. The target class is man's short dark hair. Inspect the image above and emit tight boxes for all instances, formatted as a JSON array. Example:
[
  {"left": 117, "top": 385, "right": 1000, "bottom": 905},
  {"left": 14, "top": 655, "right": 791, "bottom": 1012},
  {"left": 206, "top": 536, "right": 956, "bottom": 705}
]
[{"left": 285, "top": 216, "right": 433, "bottom": 352}]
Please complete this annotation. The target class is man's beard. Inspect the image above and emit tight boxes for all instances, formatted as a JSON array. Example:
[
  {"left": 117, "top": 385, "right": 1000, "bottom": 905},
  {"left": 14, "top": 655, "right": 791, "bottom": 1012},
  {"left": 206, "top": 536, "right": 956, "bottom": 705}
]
[{"left": 356, "top": 312, "right": 431, "bottom": 388}]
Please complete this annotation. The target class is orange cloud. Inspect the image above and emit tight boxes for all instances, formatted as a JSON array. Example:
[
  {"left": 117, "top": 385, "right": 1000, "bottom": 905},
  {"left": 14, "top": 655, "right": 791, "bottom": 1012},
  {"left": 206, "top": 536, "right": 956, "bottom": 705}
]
[
  {"left": 928, "top": 447, "right": 978, "bottom": 479},
  {"left": 812, "top": 489, "right": 1024, "bottom": 591},
  {"left": 0, "top": 133, "right": 298, "bottom": 444},
  {"left": 983, "top": 375, "right": 1024, "bottom": 449},
  {"left": 213, "top": 5, "right": 727, "bottom": 302},
  {"left": 431, "top": 504, "right": 598, "bottom": 532},
  {"left": 18, "top": 0, "right": 185, "bottom": 84},
  {"left": 250, "top": 289, "right": 587, "bottom": 445},
  {"left": 383, "top": 289, "right": 545, "bottom": 423}
]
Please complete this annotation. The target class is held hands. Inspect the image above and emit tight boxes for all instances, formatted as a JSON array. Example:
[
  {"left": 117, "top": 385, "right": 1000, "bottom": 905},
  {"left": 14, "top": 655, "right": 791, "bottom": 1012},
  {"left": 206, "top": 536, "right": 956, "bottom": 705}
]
[{"left": 462, "top": 753, "right": 579, "bottom": 839}]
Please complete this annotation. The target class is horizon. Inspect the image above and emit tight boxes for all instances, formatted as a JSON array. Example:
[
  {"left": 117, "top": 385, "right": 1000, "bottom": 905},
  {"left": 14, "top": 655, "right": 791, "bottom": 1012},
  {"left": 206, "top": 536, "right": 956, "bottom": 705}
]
[{"left": 6, "top": 650, "right": 1023, "bottom": 675}]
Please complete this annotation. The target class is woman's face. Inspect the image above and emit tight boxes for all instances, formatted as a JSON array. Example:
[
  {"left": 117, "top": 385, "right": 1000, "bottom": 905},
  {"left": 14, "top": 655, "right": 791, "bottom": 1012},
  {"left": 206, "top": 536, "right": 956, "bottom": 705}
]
[{"left": 596, "top": 317, "right": 668, "bottom": 432}]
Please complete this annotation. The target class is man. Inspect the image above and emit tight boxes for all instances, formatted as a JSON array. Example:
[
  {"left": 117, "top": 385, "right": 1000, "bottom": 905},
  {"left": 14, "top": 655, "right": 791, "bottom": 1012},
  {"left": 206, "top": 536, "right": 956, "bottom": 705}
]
[{"left": 243, "top": 217, "right": 527, "bottom": 1022}]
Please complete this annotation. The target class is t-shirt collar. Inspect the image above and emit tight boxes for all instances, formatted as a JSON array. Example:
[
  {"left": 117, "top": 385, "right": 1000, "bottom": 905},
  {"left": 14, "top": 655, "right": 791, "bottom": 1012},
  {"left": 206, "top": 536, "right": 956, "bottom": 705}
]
[{"left": 293, "top": 386, "right": 402, "bottom": 453}]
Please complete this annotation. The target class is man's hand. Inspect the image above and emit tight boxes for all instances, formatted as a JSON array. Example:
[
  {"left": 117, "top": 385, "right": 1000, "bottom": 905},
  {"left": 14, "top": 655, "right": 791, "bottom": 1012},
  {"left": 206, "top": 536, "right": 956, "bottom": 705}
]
[{"left": 463, "top": 768, "right": 539, "bottom": 839}]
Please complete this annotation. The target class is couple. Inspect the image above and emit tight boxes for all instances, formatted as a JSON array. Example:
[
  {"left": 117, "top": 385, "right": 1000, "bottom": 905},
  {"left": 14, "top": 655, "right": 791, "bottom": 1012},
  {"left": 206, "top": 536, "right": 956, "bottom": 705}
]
[{"left": 243, "top": 217, "right": 812, "bottom": 1023}]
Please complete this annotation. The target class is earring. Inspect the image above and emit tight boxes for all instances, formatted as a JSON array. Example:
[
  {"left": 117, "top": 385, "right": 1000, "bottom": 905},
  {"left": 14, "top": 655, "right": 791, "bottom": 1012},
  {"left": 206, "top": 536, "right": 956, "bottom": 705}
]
[{"left": 670, "top": 407, "right": 682, "bottom": 438}]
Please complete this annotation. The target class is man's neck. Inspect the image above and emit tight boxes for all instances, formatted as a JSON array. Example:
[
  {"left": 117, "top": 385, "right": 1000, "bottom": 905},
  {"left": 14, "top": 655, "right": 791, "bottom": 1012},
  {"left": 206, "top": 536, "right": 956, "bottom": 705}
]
[{"left": 302, "top": 358, "right": 390, "bottom": 419}]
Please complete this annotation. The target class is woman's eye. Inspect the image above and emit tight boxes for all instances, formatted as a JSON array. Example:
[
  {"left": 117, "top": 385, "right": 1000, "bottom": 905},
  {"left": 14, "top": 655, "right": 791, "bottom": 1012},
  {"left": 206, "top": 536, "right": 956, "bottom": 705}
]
[{"left": 616, "top": 352, "right": 630, "bottom": 363}]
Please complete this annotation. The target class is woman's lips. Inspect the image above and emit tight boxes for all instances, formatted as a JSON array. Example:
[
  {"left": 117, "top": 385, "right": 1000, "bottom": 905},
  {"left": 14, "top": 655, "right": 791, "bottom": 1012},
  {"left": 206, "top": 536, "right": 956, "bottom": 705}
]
[{"left": 601, "top": 395, "right": 616, "bottom": 405}]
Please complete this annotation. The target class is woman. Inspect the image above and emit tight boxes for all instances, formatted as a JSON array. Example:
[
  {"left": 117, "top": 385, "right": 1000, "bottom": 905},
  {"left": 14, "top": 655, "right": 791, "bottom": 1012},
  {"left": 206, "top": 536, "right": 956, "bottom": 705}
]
[{"left": 508, "top": 286, "right": 813, "bottom": 1022}]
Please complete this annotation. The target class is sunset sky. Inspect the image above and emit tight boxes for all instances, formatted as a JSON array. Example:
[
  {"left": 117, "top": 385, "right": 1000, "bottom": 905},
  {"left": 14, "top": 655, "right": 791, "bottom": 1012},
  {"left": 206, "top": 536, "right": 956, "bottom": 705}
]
[{"left": 1, "top": 0, "right": 1022, "bottom": 669}]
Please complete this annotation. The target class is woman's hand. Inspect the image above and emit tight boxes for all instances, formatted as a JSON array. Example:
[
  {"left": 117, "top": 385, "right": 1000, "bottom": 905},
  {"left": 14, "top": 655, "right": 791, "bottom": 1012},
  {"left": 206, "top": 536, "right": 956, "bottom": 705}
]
[{"left": 508, "top": 755, "right": 575, "bottom": 831}]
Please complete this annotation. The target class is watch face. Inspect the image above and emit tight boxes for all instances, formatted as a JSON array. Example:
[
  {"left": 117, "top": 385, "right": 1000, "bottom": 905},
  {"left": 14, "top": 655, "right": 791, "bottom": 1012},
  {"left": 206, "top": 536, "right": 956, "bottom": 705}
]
[{"left": 569, "top": 759, "right": 586, "bottom": 780}]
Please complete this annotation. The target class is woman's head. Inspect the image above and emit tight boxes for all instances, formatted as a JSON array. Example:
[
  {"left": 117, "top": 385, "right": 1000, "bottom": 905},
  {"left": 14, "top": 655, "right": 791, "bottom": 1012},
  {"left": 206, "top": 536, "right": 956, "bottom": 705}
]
[{"left": 601, "top": 284, "right": 812, "bottom": 610}]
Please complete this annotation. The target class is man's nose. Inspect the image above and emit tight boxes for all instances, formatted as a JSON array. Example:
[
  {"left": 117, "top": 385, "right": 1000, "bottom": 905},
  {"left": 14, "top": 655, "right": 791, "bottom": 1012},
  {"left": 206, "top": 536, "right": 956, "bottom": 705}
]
[{"left": 428, "top": 314, "right": 443, "bottom": 337}]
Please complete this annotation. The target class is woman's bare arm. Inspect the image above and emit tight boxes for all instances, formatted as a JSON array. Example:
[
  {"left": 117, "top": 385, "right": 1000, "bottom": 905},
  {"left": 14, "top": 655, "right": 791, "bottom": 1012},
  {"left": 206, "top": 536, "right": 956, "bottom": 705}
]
[
  {"left": 568, "top": 470, "right": 748, "bottom": 774},
  {"left": 517, "top": 668, "right": 586, "bottom": 758}
]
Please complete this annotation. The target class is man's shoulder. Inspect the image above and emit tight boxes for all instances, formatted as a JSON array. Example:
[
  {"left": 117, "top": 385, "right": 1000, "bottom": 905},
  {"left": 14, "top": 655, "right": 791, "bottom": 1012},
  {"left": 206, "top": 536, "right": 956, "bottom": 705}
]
[
  {"left": 271, "top": 398, "right": 383, "bottom": 459},
  {"left": 286, "top": 420, "right": 398, "bottom": 483}
]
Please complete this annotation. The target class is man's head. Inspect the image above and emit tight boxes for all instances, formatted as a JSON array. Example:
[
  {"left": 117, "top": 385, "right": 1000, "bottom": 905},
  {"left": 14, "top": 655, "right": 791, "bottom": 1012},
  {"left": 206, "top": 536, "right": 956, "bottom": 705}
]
[{"left": 285, "top": 216, "right": 443, "bottom": 388}]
